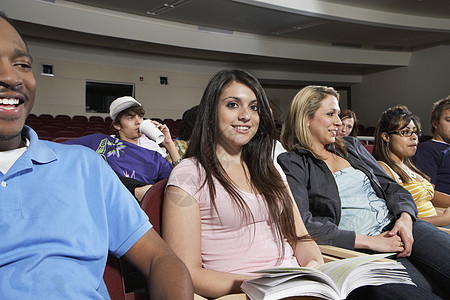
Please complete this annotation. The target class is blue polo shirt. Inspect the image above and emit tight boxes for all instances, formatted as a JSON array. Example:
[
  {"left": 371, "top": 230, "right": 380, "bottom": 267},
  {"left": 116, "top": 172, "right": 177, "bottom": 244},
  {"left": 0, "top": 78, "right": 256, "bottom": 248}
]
[{"left": 0, "top": 127, "right": 151, "bottom": 299}]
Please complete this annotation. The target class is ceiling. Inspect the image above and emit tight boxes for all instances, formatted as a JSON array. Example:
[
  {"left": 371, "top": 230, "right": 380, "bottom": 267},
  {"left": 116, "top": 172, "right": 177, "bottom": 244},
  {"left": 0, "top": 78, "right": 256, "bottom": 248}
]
[
  {"left": 66, "top": 0, "right": 450, "bottom": 49},
  {"left": 11, "top": 0, "right": 450, "bottom": 77}
]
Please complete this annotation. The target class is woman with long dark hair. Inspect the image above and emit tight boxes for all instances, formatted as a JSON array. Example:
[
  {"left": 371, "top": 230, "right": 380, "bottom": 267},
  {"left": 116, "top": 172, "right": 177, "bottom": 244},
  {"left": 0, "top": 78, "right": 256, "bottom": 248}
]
[
  {"left": 162, "top": 70, "right": 323, "bottom": 298},
  {"left": 373, "top": 105, "right": 450, "bottom": 227}
]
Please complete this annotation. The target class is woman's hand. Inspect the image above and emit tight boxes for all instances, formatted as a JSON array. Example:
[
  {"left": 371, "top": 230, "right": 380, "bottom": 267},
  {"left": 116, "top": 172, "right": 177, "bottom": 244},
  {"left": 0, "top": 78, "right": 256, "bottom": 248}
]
[
  {"left": 356, "top": 232, "right": 405, "bottom": 254},
  {"left": 442, "top": 206, "right": 450, "bottom": 217},
  {"left": 387, "top": 212, "right": 413, "bottom": 257},
  {"left": 302, "top": 255, "right": 323, "bottom": 269},
  {"left": 355, "top": 213, "right": 413, "bottom": 257}
]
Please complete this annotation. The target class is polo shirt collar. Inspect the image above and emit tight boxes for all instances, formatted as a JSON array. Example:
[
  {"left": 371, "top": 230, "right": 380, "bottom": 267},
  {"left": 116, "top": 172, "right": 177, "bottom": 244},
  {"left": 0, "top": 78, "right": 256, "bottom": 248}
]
[{"left": 22, "top": 126, "right": 57, "bottom": 164}]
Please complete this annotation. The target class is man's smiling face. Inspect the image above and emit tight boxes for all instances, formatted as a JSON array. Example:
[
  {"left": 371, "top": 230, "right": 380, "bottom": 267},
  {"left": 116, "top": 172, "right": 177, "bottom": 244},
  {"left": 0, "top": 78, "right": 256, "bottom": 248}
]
[{"left": 0, "top": 17, "right": 36, "bottom": 150}]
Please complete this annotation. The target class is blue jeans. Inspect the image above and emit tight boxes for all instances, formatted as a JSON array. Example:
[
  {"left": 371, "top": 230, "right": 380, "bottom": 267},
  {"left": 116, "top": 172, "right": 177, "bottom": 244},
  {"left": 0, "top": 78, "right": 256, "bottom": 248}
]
[
  {"left": 403, "top": 219, "right": 450, "bottom": 297},
  {"left": 347, "top": 283, "right": 442, "bottom": 300},
  {"left": 357, "top": 220, "right": 449, "bottom": 298}
]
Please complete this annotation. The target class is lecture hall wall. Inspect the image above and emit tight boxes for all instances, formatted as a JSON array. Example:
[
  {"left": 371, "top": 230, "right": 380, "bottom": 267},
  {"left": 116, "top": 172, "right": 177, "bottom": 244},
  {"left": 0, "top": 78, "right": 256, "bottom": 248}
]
[
  {"left": 352, "top": 43, "right": 450, "bottom": 136},
  {"left": 27, "top": 37, "right": 356, "bottom": 123},
  {"left": 28, "top": 37, "right": 449, "bottom": 136}
]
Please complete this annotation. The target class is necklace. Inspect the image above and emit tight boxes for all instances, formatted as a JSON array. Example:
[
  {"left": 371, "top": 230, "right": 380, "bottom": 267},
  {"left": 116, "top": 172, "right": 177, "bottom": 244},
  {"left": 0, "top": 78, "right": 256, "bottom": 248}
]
[
  {"left": 407, "top": 170, "right": 416, "bottom": 179},
  {"left": 400, "top": 165, "right": 416, "bottom": 179}
]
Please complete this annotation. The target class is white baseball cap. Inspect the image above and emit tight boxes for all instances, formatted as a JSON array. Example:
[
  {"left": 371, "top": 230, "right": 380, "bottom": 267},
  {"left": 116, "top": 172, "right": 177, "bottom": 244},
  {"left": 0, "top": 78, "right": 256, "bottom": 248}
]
[{"left": 109, "top": 96, "right": 141, "bottom": 120}]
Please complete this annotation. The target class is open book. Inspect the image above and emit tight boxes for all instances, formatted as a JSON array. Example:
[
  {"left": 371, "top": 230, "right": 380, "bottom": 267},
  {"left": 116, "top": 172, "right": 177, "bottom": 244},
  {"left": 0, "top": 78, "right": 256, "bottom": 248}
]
[{"left": 241, "top": 253, "right": 414, "bottom": 300}]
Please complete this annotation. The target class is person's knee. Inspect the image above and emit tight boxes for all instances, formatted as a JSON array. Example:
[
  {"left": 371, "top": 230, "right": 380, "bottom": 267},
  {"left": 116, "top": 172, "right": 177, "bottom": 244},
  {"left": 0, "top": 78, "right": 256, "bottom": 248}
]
[
  {"left": 412, "top": 220, "right": 444, "bottom": 241},
  {"left": 347, "top": 283, "right": 440, "bottom": 300}
]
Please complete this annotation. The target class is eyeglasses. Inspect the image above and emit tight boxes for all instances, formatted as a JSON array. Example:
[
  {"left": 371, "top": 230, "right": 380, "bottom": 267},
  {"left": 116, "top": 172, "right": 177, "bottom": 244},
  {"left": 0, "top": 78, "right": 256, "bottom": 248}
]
[{"left": 388, "top": 129, "right": 420, "bottom": 137}]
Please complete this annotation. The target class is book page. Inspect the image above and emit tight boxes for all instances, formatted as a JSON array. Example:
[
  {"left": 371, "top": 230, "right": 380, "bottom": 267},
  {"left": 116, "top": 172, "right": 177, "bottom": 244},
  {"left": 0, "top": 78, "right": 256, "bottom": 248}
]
[
  {"left": 247, "top": 268, "right": 338, "bottom": 292},
  {"left": 317, "top": 253, "right": 414, "bottom": 296},
  {"left": 241, "top": 274, "right": 341, "bottom": 300},
  {"left": 241, "top": 253, "right": 414, "bottom": 300}
]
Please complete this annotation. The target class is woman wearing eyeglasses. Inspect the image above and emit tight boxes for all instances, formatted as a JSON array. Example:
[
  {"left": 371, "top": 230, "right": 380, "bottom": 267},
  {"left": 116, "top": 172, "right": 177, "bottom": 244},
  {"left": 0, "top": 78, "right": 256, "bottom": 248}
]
[{"left": 373, "top": 105, "right": 450, "bottom": 227}]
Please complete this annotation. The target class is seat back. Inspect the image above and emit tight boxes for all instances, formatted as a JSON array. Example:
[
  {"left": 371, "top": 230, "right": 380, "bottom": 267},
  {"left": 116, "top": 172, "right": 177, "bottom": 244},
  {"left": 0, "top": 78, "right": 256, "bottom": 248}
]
[
  {"left": 39, "top": 125, "right": 61, "bottom": 137},
  {"left": 364, "top": 144, "right": 374, "bottom": 154},
  {"left": 104, "top": 179, "right": 169, "bottom": 299},
  {"left": 72, "top": 115, "right": 89, "bottom": 123},
  {"left": 52, "top": 137, "right": 76, "bottom": 143},
  {"left": 103, "top": 254, "right": 150, "bottom": 300},
  {"left": 104, "top": 254, "right": 127, "bottom": 300},
  {"left": 54, "top": 114, "right": 72, "bottom": 122},
  {"left": 54, "top": 130, "right": 80, "bottom": 138},
  {"left": 103, "top": 182, "right": 170, "bottom": 300},
  {"left": 140, "top": 179, "right": 168, "bottom": 235},
  {"left": 89, "top": 116, "right": 105, "bottom": 124},
  {"left": 38, "top": 114, "right": 54, "bottom": 121},
  {"left": 104, "top": 254, "right": 148, "bottom": 300},
  {"left": 35, "top": 129, "right": 53, "bottom": 140}
]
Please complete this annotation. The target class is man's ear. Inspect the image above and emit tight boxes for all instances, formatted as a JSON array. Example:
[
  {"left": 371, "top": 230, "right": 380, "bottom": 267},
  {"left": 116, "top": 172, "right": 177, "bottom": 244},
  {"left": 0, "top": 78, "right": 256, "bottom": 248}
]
[
  {"left": 432, "top": 119, "right": 438, "bottom": 130},
  {"left": 112, "top": 121, "right": 121, "bottom": 131},
  {"left": 381, "top": 132, "right": 390, "bottom": 143}
]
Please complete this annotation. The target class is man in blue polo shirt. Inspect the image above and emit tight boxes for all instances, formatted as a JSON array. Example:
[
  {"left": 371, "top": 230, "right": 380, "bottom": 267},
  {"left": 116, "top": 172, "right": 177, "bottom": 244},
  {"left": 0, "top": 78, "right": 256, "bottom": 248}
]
[{"left": 0, "top": 12, "right": 193, "bottom": 299}]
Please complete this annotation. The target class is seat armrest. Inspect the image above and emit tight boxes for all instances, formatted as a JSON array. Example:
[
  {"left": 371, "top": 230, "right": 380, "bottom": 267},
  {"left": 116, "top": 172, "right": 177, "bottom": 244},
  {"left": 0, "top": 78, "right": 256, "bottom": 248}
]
[
  {"left": 438, "top": 226, "right": 450, "bottom": 234},
  {"left": 319, "top": 245, "right": 394, "bottom": 262}
]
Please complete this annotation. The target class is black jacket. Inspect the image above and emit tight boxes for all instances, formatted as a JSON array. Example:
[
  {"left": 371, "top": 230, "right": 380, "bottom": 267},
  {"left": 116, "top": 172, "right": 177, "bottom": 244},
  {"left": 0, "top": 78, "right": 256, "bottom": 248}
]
[{"left": 278, "top": 136, "right": 417, "bottom": 249}]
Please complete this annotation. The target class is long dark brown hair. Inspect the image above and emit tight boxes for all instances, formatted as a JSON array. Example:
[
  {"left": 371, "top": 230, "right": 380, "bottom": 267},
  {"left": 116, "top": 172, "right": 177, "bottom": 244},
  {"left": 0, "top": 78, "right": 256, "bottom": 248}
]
[
  {"left": 186, "top": 69, "right": 306, "bottom": 256},
  {"left": 373, "top": 105, "right": 429, "bottom": 183}
]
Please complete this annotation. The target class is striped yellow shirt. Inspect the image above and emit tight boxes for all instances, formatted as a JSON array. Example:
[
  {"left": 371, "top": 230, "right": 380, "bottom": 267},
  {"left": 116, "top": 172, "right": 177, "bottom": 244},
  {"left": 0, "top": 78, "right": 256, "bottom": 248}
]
[{"left": 379, "top": 161, "right": 437, "bottom": 218}]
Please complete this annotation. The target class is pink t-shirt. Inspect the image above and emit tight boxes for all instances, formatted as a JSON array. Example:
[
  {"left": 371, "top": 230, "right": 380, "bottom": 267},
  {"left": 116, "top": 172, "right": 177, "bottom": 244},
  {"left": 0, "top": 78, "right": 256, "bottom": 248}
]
[{"left": 167, "top": 158, "right": 299, "bottom": 275}]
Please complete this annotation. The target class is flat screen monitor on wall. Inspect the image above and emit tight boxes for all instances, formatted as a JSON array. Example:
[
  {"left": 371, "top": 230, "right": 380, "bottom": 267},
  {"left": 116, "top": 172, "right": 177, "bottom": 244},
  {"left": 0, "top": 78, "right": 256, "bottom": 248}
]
[{"left": 85, "top": 81, "right": 134, "bottom": 113}]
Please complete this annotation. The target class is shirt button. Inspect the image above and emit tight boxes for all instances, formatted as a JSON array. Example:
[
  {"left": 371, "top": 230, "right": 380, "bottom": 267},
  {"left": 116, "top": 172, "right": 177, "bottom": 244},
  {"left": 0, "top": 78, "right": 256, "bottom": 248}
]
[{"left": 1, "top": 181, "right": 6, "bottom": 187}]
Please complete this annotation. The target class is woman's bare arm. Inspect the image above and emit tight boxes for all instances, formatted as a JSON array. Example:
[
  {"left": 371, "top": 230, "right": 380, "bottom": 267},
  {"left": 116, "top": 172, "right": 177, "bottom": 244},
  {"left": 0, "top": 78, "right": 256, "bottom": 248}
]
[{"left": 162, "top": 186, "right": 254, "bottom": 299}]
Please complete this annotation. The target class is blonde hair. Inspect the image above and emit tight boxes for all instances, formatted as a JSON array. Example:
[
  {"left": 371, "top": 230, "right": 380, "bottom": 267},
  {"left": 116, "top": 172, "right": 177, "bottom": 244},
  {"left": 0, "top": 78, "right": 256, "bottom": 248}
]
[{"left": 281, "top": 85, "right": 344, "bottom": 156}]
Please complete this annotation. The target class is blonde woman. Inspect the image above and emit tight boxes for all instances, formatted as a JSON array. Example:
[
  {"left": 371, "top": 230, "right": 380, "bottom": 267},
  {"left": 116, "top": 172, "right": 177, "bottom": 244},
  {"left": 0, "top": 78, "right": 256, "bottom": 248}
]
[{"left": 279, "top": 85, "right": 449, "bottom": 298}]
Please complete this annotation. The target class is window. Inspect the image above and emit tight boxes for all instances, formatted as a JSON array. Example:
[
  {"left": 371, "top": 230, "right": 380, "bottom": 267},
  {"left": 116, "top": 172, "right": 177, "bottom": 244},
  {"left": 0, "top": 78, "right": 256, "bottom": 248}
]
[{"left": 85, "top": 81, "right": 134, "bottom": 113}]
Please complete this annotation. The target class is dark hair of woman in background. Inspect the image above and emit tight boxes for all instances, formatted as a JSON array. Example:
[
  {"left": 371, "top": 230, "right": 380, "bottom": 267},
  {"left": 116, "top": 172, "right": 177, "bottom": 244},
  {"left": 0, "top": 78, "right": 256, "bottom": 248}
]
[{"left": 338, "top": 108, "right": 359, "bottom": 137}]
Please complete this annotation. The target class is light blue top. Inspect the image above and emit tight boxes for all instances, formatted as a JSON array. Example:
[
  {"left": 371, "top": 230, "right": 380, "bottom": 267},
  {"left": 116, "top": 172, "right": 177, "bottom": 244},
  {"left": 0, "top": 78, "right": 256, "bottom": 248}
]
[
  {"left": 333, "top": 167, "right": 392, "bottom": 236},
  {"left": 0, "top": 126, "right": 151, "bottom": 299}
]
